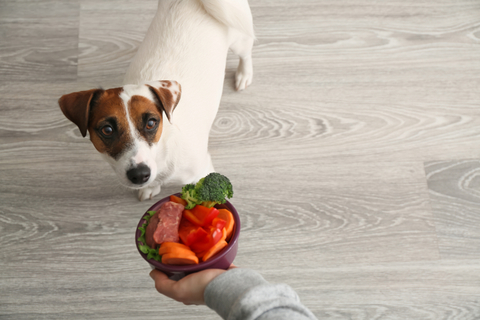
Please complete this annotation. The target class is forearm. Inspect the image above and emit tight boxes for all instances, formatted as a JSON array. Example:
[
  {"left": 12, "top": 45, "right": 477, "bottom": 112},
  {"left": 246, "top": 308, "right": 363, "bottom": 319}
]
[{"left": 204, "top": 268, "right": 317, "bottom": 320}]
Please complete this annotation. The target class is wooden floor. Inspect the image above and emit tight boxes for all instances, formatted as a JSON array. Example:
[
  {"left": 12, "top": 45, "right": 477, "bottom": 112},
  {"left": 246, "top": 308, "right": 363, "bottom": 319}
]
[{"left": 1, "top": 0, "right": 480, "bottom": 319}]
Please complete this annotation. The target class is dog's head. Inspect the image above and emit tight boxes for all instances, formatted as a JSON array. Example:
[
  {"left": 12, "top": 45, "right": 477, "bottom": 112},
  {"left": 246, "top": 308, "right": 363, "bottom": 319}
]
[{"left": 58, "top": 80, "right": 181, "bottom": 188}]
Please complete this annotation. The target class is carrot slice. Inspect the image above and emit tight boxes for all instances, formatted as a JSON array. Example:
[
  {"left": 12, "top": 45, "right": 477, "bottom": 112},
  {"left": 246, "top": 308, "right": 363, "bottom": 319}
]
[
  {"left": 159, "top": 245, "right": 195, "bottom": 256},
  {"left": 160, "top": 241, "right": 191, "bottom": 250},
  {"left": 170, "top": 195, "right": 187, "bottom": 207},
  {"left": 220, "top": 227, "right": 227, "bottom": 242},
  {"left": 217, "top": 209, "right": 234, "bottom": 241},
  {"left": 159, "top": 242, "right": 191, "bottom": 253},
  {"left": 202, "top": 240, "right": 228, "bottom": 262},
  {"left": 162, "top": 253, "right": 199, "bottom": 265},
  {"left": 159, "top": 242, "right": 198, "bottom": 265}
]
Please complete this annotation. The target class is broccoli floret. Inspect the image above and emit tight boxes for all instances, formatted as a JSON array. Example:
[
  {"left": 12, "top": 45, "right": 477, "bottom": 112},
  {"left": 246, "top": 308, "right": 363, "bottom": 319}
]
[
  {"left": 181, "top": 173, "right": 234, "bottom": 209},
  {"left": 181, "top": 183, "right": 200, "bottom": 209}
]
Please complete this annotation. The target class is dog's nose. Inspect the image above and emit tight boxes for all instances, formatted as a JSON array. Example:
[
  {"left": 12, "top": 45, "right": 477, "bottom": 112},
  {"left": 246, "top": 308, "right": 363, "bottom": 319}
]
[{"left": 127, "top": 164, "right": 151, "bottom": 184}]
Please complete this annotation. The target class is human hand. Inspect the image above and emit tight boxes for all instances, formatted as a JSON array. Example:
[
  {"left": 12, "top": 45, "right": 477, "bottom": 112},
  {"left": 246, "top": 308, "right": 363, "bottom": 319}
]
[{"left": 150, "top": 266, "right": 235, "bottom": 305}]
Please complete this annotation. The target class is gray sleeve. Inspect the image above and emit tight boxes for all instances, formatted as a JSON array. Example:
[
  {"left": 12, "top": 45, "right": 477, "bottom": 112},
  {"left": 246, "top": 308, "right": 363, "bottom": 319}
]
[{"left": 204, "top": 268, "right": 318, "bottom": 320}]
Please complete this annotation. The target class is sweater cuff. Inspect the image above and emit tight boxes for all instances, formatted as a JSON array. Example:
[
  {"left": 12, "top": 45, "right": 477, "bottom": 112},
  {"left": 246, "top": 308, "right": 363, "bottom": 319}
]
[{"left": 204, "top": 268, "right": 268, "bottom": 319}]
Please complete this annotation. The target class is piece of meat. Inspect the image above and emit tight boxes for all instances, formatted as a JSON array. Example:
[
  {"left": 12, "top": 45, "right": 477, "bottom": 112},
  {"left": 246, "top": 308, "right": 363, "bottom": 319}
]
[
  {"left": 153, "top": 201, "right": 184, "bottom": 244},
  {"left": 145, "top": 201, "right": 184, "bottom": 248},
  {"left": 145, "top": 211, "right": 160, "bottom": 249}
]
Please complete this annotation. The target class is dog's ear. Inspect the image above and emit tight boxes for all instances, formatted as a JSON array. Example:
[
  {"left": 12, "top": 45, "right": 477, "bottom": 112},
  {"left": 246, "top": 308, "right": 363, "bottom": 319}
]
[
  {"left": 147, "top": 80, "right": 182, "bottom": 123},
  {"left": 58, "top": 89, "right": 104, "bottom": 137}
]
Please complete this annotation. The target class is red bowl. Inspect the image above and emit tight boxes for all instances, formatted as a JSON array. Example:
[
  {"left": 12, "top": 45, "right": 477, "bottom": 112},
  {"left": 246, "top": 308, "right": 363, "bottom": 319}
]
[{"left": 135, "top": 194, "right": 240, "bottom": 277}]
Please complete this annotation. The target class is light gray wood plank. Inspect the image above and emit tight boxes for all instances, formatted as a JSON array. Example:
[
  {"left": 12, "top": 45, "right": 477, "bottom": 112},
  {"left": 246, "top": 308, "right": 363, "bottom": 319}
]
[
  {"left": 225, "top": 160, "right": 439, "bottom": 267},
  {"left": 211, "top": 89, "right": 480, "bottom": 164},
  {"left": 1, "top": 0, "right": 480, "bottom": 319},
  {"left": 0, "top": 0, "right": 79, "bottom": 83},
  {"left": 0, "top": 82, "right": 87, "bottom": 143},
  {"left": 263, "top": 260, "right": 480, "bottom": 320},
  {"left": 218, "top": 0, "right": 480, "bottom": 163},
  {"left": 77, "top": 0, "right": 157, "bottom": 87},
  {"left": 425, "top": 160, "right": 480, "bottom": 259}
]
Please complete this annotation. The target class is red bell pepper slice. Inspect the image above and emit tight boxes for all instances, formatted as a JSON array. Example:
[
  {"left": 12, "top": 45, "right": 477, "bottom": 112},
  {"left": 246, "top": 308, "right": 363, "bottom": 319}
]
[
  {"left": 183, "top": 205, "right": 219, "bottom": 227},
  {"left": 179, "top": 218, "right": 209, "bottom": 246},
  {"left": 190, "top": 236, "right": 212, "bottom": 252},
  {"left": 183, "top": 209, "right": 203, "bottom": 226},
  {"left": 186, "top": 227, "right": 208, "bottom": 246},
  {"left": 178, "top": 218, "right": 196, "bottom": 244},
  {"left": 189, "top": 226, "right": 223, "bottom": 253},
  {"left": 210, "top": 226, "right": 223, "bottom": 244},
  {"left": 211, "top": 218, "right": 227, "bottom": 230}
]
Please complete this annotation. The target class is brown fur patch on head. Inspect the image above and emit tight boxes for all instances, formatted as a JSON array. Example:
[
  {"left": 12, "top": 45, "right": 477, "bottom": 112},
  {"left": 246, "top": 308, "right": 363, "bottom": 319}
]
[
  {"left": 128, "top": 95, "right": 163, "bottom": 145},
  {"left": 88, "top": 87, "right": 133, "bottom": 159},
  {"left": 147, "top": 80, "right": 182, "bottom": 123},
  {"left": 58, "top": 88, "right": 104, "bottom": 137}
]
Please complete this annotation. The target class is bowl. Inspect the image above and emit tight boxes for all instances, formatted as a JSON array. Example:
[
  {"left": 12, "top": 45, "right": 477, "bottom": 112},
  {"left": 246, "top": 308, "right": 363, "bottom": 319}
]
[{"left": 135, "top": 194, "right": 240, "bottom": 278}]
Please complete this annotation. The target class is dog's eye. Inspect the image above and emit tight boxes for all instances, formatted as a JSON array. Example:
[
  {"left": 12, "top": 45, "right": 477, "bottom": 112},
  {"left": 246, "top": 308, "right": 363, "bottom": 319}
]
[
  {"left": 101, "top": 125, "right": 113, "bottom": 136},
  {"left": 146, "top": 118, "right": 157, "bottom": 130}
]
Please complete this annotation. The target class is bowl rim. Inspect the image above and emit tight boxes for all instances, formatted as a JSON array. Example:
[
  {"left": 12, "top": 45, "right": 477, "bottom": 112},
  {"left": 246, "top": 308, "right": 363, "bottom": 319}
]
[{"left": 135, "top": 193, "right": 240, "bottom": 272}]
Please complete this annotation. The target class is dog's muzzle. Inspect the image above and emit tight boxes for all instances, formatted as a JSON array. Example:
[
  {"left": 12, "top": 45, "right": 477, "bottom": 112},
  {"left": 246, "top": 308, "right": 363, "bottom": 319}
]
[{"left": 126, "top": 163, "right": 151, "bottom": 185}]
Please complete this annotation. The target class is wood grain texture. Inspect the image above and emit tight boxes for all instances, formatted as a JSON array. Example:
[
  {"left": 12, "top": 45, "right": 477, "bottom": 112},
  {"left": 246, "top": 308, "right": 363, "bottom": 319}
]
[
  {"left": 1, "top": 0, "right": 480, "bottom": 319},
  {"left": 77, "top": 0, "right": 157, "bottom": 87},
  {"left": 425, "top": 160, "right": 480, "bottom": 260},
  {"left": 0, "top": 0, "right": 79, "bottom": 83}
]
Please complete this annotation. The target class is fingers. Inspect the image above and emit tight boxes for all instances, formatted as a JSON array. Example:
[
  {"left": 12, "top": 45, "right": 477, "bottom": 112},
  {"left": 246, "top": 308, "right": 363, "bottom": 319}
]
[
  {"left": 150, "top": 269, "right": 168, "bottom": 283},
  {"left": 150, "top": 269, "right": 177, "bottom": 298},
  {"left": 149, "top": 267, "right": 237, "bottom": 305}
]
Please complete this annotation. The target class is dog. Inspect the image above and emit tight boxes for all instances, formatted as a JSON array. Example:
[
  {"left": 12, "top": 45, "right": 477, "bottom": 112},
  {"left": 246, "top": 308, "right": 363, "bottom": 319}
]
[{"left": 58, "top": 0, "right": 254, "bottom": 201}]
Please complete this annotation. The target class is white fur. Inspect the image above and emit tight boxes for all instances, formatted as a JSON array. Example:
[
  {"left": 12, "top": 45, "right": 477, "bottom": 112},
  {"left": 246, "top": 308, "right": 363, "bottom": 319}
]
[{"left": 121, "top": 0, "right": 254, "bottom": 201}]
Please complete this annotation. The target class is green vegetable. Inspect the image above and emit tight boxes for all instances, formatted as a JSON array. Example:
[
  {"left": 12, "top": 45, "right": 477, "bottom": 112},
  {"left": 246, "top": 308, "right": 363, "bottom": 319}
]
[
  {"left": 181, "top": 172, "right": 234, "bottom": 209},
  {"left": 137, "top": 210, "right": 162, "bottom": 262},
  {"left": 181, "top": 183, "right": 198, "bottom": 209}
]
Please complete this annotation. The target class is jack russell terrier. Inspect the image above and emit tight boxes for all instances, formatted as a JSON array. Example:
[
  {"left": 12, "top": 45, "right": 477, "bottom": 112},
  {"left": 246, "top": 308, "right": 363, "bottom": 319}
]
[{"left": 59, "top": 0, "right": 254, "bottom": 201}]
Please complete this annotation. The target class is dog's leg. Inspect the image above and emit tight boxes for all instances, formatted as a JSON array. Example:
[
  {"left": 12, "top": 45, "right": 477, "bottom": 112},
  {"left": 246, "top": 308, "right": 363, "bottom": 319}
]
[
  {"left": 188, "top": 152, "right": 215, "bottom": 184},
  {"left": 138, "top": 182, "right": 161, "bottom": 201},
  {"left": 204, "top": 152, "right": 215, "bottom": 176},
  {"left": 230, "top": 34, "right": 254, "bottom": 91}
]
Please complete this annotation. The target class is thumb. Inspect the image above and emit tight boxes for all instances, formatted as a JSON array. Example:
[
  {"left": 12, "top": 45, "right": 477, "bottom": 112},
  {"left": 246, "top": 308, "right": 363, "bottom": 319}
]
[{"left": 150, "top": 269, "right": 167, "bottom": 281}]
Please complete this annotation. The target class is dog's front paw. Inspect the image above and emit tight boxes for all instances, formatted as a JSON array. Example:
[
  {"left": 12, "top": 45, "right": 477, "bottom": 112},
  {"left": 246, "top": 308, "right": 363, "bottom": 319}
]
[
  {"left": 138, "top": 184, "right": 161, "bottom": 201},
  {"left": 235, "top": 58, "right": 253, "bottom": 91}
]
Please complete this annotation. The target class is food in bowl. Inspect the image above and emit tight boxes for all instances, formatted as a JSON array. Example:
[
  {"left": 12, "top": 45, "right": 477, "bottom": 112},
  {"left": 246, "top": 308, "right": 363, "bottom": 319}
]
[
  {"left": 136, "top": 173, "right": 238, "bottom": 268},
  {"left": 145, "top": 201, "right": 184, "bottom": 248}
]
